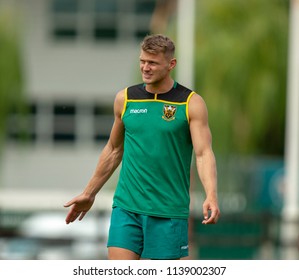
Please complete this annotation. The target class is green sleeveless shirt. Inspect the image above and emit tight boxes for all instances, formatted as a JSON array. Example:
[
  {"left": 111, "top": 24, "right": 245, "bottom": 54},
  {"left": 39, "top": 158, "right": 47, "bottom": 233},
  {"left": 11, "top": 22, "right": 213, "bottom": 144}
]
[{"left": 112, "top": 82, "right": 196, "bottom": 218}]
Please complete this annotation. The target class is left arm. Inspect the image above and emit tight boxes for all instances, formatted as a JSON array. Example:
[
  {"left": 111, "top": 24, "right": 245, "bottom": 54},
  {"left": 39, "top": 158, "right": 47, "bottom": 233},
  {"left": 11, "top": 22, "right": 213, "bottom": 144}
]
[{"left": 189, "top": 93, "right": 220, "bottom": 224}]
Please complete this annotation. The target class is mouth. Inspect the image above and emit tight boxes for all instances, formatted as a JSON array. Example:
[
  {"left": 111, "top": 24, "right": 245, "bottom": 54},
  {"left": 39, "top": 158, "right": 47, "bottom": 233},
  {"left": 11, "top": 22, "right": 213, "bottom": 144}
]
[{"left": 142, "top": 73, "right": 152, "bottom": 79}]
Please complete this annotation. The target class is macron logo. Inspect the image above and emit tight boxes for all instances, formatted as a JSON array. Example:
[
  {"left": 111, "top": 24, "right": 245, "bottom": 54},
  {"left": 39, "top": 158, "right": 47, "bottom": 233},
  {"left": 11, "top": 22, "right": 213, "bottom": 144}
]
[{"left": 130, "top": 108, "right": 148, "bottom": 114}]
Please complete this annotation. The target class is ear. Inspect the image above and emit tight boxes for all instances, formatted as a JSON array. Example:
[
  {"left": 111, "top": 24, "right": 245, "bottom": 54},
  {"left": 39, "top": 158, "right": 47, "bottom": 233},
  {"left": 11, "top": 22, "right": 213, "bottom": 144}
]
[{"left": 169, "top": 58, "right": 177, "bottom": 70}]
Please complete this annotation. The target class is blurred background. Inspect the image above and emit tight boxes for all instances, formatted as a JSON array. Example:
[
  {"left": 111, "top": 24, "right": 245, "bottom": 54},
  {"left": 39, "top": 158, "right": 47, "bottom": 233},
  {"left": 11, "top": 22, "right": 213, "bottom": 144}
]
[{"left": 0, "top": 0, "right": 298, "bottom": 260}]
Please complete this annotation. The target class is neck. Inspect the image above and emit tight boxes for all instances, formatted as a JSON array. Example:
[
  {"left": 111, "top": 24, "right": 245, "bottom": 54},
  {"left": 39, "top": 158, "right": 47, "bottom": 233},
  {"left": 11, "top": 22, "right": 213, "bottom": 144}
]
[{"left": 145, "top": 78, "right": 175, "bottom": 94}]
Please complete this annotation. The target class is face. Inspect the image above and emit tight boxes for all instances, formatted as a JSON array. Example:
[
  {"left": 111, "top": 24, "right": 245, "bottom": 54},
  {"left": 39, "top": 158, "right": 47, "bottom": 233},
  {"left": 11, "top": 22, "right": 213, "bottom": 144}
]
[{"left": 139, "top": 50, "right": 176, "bottom": 86}]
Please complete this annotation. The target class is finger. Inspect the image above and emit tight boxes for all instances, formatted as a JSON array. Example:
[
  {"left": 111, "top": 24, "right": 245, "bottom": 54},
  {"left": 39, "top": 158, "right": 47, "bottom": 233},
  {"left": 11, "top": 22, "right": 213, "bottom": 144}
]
[
  {"left": 65, "top": 210, "right": 80, "bottom": 224},
  {"left": 202, "top": 205, "right": 209, "bottom": 221},
  {"left": 65, "top": 212, "right": 74, "bottom": 224},
  {"left": 203, "top": 209, "right": 219, "bottom": 224},
  {"left": 79, "top": 211, "right": 87, "bottom": 221},
  {"left": 64, "top": 198, "right": 76, "bottom": 208},
  {"left": 202, "top": 216, "right": 214, "bottom": 224}
]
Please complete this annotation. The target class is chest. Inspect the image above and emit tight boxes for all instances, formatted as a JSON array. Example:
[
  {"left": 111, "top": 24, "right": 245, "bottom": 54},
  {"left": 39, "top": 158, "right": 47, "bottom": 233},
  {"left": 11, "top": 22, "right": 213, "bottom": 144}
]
[{"left": 122, "top": 101, "right": 189, "bottom": 134}]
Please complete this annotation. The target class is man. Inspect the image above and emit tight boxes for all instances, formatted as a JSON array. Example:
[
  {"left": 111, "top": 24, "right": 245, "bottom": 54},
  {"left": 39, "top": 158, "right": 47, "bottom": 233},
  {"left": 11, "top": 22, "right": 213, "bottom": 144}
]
[{"left": 64, "top": 34, "right": 220, "bottom": 260}]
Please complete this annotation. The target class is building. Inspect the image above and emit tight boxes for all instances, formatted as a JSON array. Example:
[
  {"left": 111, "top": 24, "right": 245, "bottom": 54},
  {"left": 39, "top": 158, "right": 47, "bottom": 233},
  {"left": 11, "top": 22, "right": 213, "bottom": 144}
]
[
  {"left": 0, "top": 0, "right": 157, "bottom": 211},
  {"left": 0, "top": 0, "right": 160, "bottom": 259}
]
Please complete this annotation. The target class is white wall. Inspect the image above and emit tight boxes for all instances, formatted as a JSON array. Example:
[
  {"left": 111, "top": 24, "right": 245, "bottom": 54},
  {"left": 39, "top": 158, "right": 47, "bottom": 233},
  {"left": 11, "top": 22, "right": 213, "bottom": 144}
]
[
  {"left": 0, "top": 0, "right": 141, "bottom": 211},
  {"left": 0, "top": 143, "right": 119, "bottom": 210},
  {"left": 20, "top": 0, "right": 140, "bottom": 104}
]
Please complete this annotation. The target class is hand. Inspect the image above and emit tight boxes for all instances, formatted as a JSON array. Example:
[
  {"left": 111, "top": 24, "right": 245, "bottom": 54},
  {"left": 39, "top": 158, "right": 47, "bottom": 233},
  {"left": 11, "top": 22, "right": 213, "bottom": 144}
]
[
  {"left": 202, "top": 198, "right": 220, "bottom": 224},
  {"left": 64, "top": 193, "right": 95, "bottom": 224}
]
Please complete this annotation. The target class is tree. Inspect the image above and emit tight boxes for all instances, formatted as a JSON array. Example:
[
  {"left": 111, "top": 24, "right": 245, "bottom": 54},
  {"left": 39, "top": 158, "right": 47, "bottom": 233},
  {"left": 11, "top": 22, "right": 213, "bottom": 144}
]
[
  {"left": 0, "top": 7, "right": 24, "bottom": 147},
  {"left": 194, "top": 0, "right": 289, "bottom": 155}
]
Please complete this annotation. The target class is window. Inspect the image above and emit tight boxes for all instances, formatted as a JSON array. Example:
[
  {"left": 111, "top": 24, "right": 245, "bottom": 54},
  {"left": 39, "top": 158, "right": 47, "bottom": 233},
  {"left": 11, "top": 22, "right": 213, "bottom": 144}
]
[
  {"left": 50, "top": 0, "right": 157, "bottom": 42},
  {"left": 93, "top": 105, "right": 114, "bottom": 141},
  {"left": 53, "top": 103, "right": 76, "bottom": 142},
  {"left": 5, "top": 101, "right": 114, "bottom": 144},
  {"left": 51, "top": 0, "right": 79, "bottom": 39}
]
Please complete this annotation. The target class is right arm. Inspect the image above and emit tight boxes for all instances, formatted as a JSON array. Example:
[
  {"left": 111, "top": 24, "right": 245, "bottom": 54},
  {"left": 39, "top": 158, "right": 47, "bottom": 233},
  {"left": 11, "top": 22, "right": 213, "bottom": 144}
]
[{"left": 64, "top": 90, "right": 125, "bottom": 223}]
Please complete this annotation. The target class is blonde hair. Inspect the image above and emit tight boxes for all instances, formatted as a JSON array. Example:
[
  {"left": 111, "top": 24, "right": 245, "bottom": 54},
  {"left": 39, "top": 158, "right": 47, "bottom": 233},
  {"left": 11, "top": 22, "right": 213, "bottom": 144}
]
[{"left": 141, "top": 34, "right": 175, "bottom": 59}]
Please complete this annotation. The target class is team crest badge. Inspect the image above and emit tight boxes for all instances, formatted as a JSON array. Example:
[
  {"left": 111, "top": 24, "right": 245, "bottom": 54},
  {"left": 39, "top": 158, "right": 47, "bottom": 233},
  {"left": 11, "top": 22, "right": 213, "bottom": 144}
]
[{"left": 162, "top": 104, "right": 177, "bottom": 121}]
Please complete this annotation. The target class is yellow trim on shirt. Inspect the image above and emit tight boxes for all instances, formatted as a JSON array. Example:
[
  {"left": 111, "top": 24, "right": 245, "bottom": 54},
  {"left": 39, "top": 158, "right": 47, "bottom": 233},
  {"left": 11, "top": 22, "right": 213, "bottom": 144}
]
[
  {"left": 186, "top": 91, "right": 196, "bottom": 124},
  {"left": 121, "top": 88, "right": 128, "bottom": 119}
]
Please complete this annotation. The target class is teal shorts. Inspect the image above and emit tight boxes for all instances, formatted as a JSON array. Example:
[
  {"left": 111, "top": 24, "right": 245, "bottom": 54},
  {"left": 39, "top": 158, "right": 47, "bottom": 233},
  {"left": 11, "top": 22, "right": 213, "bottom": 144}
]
[{"left": 107, "top": 207, "right": 189, "bottom": 259}]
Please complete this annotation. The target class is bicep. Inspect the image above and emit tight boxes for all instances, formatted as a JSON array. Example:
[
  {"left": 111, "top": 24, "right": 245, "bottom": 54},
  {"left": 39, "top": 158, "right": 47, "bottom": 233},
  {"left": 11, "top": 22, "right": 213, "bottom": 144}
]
[
  {"left": 107, "top": 90, "right": 125, "bottom": 152},
  {"left": 189, "top": 94, "right": 213, "bottom": 157}
]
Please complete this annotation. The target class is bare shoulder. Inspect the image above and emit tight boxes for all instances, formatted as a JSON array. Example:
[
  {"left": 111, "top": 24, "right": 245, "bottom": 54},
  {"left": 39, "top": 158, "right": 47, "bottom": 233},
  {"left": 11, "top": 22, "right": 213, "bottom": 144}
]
[
  {"left": 114, "top": 89, "right": 126, "bottom": 117},
  {"left": 114, "top": 89, "right": 126, "bottom": 106},
  {"left": 189, "top": 93, "right": 209, "bottom": 121}
]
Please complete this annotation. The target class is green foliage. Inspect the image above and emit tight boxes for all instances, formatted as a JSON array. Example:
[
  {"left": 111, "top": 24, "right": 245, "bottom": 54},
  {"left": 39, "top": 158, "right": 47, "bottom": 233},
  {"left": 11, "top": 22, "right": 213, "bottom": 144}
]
[
  {"left": 0, "top": 8, "right": 24, "bottom": 145},
  {"left": 195, "top": 0, "right": 289, "bottom": 155}
]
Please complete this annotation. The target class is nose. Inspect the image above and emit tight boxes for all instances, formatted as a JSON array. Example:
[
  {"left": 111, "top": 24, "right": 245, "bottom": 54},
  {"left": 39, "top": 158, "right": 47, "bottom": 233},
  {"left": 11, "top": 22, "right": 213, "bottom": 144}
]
[{"left": 143, "top": 62, "right": 150, "bottom": 71}]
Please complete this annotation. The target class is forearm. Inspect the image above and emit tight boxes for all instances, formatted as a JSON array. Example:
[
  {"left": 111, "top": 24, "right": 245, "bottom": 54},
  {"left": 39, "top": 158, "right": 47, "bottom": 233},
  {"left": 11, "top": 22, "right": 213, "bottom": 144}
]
[
  {"left": 196, "top": 148, "right": 218, "bottom": 200},
  {"left": 83, "top": 141, "right": 123, "bottom": 197}
]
